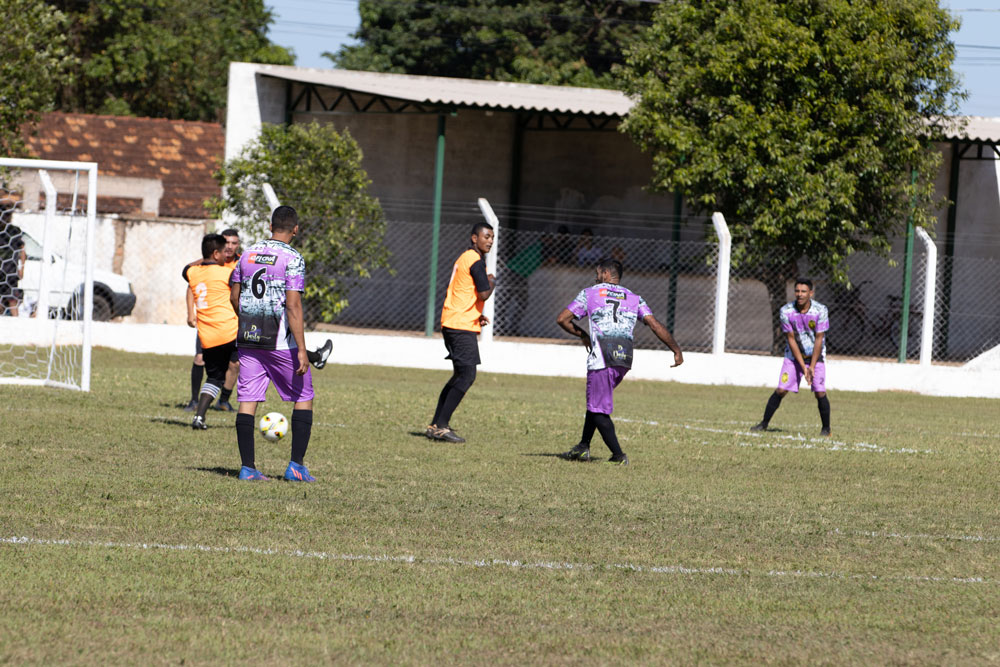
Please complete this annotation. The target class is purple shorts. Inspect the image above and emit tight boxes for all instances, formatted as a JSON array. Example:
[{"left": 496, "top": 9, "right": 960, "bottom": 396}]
[
  {"left": 237, "top": 348, "right": 314, "bottom": 403},
  {"left": 777, "top": 358, "right": 826, "bottom": 393},
  {"left": 586, "top": 366, "right": 629, "bottom": 414}
]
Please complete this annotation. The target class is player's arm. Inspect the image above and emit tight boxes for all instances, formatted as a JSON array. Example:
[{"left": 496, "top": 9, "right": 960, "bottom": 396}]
[
  {"left": 185, "top": 287, "right": 196, "bottom": 328},
  {"left": 810, "top": 332, "right": 825, "bottom": 371},
  {"left": 229, "top": 281, "right": 241, "bottom": 313},
  {"left": 470, "top": 260, "right": 495, "bottom": 302},
  {"left": 556, "top": 308, "right": 591, "bottom": 352},
  {"left": 643, "top": 314, "right": 683, "bottom": 367},
  {"left": 17, "top": 247, "right": 25, "bottom": 279},
  {"left": 285, "top": 289, "right": 309, "bottom": 375},
  {"left": 786, "top": 330, "right": 812, "bottom": 381}
]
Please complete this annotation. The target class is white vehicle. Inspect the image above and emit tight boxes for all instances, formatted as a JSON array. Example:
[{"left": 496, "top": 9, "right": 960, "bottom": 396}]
[{"left": 19, "top": 229, "right": 136, "bottom": 321}]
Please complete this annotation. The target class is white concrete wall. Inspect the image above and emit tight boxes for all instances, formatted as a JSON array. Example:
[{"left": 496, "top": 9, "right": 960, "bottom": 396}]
[{"left": 0, "top": 320, "right": 994, "bottom": 398}]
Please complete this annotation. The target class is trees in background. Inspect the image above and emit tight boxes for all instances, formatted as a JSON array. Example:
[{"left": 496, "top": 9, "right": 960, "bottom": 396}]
[
  {"left": 47, "top": 0, "right": 293, "bottom": 122},
  {"left": 0, "top": 0, "right": 74, "bottom": 156},
  {"left": 211, "top": 122, "right": 391, "bottom": 321},
  {"left": 619, "top": 0, "right": 964, "bottom": 351},
  {"left": 329, "top": 0, "right": 654, "bottom": 88}
]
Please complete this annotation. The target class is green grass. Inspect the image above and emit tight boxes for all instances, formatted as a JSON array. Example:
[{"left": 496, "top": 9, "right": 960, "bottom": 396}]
[{"left": 2, "top": 348, "right": 999, "bottom": 664}]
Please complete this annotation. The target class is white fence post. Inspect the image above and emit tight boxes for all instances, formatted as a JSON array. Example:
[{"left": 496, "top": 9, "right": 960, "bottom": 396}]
[
  {"left": 477, "top": 198, "right": 500, "bottom": 347},
  {"left": 711, "top": 212, "right": 731, "bottom": 356},
  {"left": 915, "top": 226, "right": 937, "bottom": 367},
  {"left": 261, "top": 183, "right": 281, "bottom": 213}
]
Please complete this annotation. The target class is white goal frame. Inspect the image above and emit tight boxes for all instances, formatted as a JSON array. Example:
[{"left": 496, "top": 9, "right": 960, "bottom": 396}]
[{"left": 0, "top": 157, "right": 98, "bottom": 391}]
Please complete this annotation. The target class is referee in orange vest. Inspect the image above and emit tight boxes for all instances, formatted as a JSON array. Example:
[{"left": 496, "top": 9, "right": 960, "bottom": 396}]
[{"left": 425, "top": 222, "right": 496, "bottom": 443}]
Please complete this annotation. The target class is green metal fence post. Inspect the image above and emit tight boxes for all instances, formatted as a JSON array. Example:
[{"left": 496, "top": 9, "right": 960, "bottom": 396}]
[
  {"left": 898, "top": 168, "right": 918, "bottom": 363},
  {"left": 425, "top": 114, "right": 447, "bottom": 336}
]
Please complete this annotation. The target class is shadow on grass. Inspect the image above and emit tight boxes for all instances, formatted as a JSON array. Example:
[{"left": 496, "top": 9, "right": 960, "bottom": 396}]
[
  {"left": 150, "top": 416, "right": 235, "bottom": 429},
  {"left": 522, "top": 453, "right": 599, "bottom": 462},
  {"left": 194, "top": 466, "right": 239, "bottom": 478}
]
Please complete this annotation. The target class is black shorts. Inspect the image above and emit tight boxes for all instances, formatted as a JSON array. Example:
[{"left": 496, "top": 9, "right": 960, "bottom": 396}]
[
  {"left": 202, "top": 340, "right": 237, "bottom": 385},
  {"left": 442, "top": 327, "right": 480, "bottom": 366},
  {"left": 196, "top": 335, "right": 237, "bottom": 363}
]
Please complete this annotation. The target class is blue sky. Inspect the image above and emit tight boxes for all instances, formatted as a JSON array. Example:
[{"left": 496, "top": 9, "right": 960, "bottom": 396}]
[{"left": 266, "top": 0, "right": 1000, "bottom": 117}]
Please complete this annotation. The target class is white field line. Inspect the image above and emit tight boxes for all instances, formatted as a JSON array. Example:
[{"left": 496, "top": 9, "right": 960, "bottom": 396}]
[
  {"left": 831, "top": 528, "right": 1000, "bottom": 545},
  {"left": 618, "top": 419, "right": 932, "bottom": 455},
  {"left": 1, "top": 535, "right": 992, "bottom": 586}
]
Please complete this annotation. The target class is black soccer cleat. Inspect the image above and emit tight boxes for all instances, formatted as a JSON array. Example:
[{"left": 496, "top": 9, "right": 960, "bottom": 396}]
[
  {"left": 749, "top": 422, "right": 768, "bottom": 432},
  {"left": 819, "top": 427, "right": 831, "bottom": 437},
  {"left": 425, "top": 425, "right": 466, "bottom": 443},
  {"left": 607, "top": 453, "right": 629, "bottom": 465},
  {"left": 560, "top": 443, "right": 591, "bottom": 461},
  {"left": 183, "top": 399, "right": 198, "bottom": 412},
  {"left": 191, "top": 416, "right": 208, "bottom": 430},
  {"left": 312, "top": 339, "right": 333, "bottom": 369},
  {"left": 214, "top": 401, "right": 235, "bottom": 412}
]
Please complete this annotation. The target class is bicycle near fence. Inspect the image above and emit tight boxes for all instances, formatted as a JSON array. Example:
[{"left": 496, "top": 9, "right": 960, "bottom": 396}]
[{"left": 827, "top": 280, "right": 922, "bottom": 357}]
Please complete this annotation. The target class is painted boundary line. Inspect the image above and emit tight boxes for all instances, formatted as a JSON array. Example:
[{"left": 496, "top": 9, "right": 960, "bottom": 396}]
[{"left": 1, "top": 536, "right": 991, "bottom": 586}]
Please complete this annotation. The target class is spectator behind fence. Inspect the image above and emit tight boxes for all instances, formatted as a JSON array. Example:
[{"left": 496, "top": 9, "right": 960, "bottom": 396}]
[
  {"left": 575, "top": 228, "right": 604, "bottom": 267},
  {"left": 0, "top": 219, "right": 25, "bottom": 317}
]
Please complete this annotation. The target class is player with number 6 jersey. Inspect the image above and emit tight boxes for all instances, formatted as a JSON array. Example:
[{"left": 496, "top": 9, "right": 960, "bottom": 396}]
[{"left": 229, "top": 206, "right": 316, "bottom": 482}]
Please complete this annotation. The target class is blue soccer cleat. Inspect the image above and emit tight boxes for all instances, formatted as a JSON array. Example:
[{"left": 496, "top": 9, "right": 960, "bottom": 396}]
[
  {"left": 283, "top": 461, "right": 315, "bottom": 482},
  {"left": 238, "top": 466, "right": 270, "bottom": 481}
]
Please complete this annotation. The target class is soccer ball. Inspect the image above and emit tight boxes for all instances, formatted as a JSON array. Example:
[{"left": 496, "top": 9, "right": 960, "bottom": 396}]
[{"left": 259, "top": 412, "right": 288, "bottom": 442}]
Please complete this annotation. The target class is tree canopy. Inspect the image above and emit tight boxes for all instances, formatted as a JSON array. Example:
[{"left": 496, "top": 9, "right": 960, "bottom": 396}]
[
  {"left": 0, "top": 0, "right": 74, "bottom": 156},
  {"left": 620, "top": 0, "right": 964, "bottom": 297},
  {"left": 211, "top": 122, "right": 391, "bottom": 321},
  {"left": 329, "top": 0, "right": 654, "bottom": 88},
  {"left": 48, "top": 0, "right": 294, "bottom": 122}
]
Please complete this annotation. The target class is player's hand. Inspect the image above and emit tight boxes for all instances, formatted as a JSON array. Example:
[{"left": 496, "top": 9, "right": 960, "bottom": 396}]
[
  {"left": 187, "top": 316, "right": 196, "bottom": 328},
  {"left": 487, "top": 273, "right": 496, "bottom": 286},
  {"left": 804, "top": 367, "right": 814, "bottom": 384},
  {"left": 671, "top": 351, "right": 683, "bottom": 368},
  {"left": 296, "top": 348, "right": 309, "bottom": 375},
  {"left": 479, "top": 314, "right": 490, "bottom": 326}
]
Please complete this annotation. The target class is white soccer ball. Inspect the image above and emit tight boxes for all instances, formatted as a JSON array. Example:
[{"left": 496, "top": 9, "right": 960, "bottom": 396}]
[{"left": 259, "top": 412, "right": 288, "bottom": 442}]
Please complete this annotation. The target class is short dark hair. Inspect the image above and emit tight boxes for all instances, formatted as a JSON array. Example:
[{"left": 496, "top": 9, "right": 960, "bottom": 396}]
[
  {"left": 219, "top": 228, "right": 239, "bottom": 238},
  {"left": 201, "top": 233, "right": 226, "bottom": 259},
  {"left": 271, "top": 205, "right": 298, "bottom": 232},
  {"left": 597, "top": 258, "right": 623, "bottom": 280},
  {"left": 795, "top": 277, "right": 813, "bottom": 289},
  {"left": 471, "top": 221, "right": 493, "bottom": 237}
]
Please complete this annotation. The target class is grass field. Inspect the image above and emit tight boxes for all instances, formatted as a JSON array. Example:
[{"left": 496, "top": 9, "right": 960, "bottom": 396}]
[{"left": 2, "top": 348, "right": 999, "bottom": 664}]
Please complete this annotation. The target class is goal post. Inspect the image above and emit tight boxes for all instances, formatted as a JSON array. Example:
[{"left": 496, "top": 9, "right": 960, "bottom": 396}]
[{"left": 0, "top": 157, "right": 98, "bottom": 391}]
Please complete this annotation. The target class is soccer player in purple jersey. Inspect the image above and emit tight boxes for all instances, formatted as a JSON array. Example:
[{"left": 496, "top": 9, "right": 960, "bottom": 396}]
[
  {"left": 556, "top": 258, "right": 683, "bottom": 465},
  {"left": 229, "top": 206, "right": 316, "bottom": 482},
  {"left": 750, "top": 278, "right": 832, "bottom": 436}
]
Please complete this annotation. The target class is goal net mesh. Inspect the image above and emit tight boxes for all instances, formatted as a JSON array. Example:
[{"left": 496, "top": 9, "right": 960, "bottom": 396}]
[{"left": 0, "top": 160, "right": 95, "bottom": 390}]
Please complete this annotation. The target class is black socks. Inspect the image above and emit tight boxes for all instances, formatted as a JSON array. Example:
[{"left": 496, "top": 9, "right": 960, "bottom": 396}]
[
  {"left": 761, "top": 391, "right": 784, "bottom": 427},
  {"left": 290, "top": 409, "right": 313, "bottom": 464},
  {"left": 235, "top": 413, "right": 255, "bottom": 469},
  {"left": 190, "top": 363, "right": 204, "bottom": 402},
  {"left": 591, "top": 412, "right": 623, "bottom": 456},
  {"left": 817, "top": 395, "right": 831, "bottom": 431}
]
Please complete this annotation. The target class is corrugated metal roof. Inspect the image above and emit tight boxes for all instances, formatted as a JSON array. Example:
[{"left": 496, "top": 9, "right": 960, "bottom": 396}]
[
  {"left": 245, "top": 64, "right": 1000, "bottom": 140},
  {"left": 249, "top": 64, "right": 635, "bottom": 117},
  {"left": 937, "top": 116, "right": 1000, "bottom": 143}
]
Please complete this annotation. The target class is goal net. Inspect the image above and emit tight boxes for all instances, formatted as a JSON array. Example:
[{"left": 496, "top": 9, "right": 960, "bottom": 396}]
[{"left": 0, "top": 158, "right": 98, "bottom": 391}]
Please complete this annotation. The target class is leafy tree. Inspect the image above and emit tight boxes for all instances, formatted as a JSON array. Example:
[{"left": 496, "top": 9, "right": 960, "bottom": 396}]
[
  {"left": 329, "top": 0, "right": 654, "bottom": 88},
  {"left": 48, "top": 0, "right": 294, "bottom": 122},
  {"left": 211, "top": 122, "right": 391, "bottom": 321},
  {"left": 0, "top": 0, "right": 74, "bottom": 156},
  {"left": 619, "top": 0, "right": 964, "bottom": 352}
]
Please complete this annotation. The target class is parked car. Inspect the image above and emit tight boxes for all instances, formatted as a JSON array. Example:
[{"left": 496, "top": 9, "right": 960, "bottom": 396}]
[{"left": 18, "top": 230, "right": 136, "bottom": 321}]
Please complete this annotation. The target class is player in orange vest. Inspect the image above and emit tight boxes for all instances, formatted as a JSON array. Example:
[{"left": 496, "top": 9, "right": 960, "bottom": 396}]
[
  {"left": 425, "top": 222, "right": 495, "bottom": 443},
  {"left": 183, "top": 234, "right": 238, "bottom": 429}
]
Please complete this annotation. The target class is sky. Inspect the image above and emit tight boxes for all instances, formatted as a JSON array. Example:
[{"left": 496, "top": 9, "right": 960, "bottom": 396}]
[{"left": 265, "top": 0, "right": 1000, "bottom": 118}]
